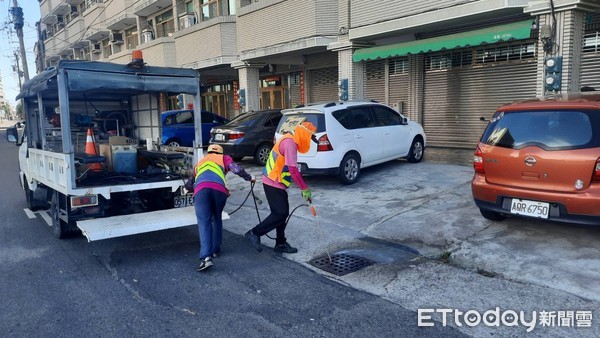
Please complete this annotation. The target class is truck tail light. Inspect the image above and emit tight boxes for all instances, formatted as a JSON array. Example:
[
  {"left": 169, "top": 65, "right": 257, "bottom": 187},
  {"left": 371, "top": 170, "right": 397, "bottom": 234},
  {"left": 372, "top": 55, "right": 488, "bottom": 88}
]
[
  {"left": 70, "top": 195, "right": 98, "bottom": 209},
  {"left": 317, "top": 134, "right": 333, "bottom": 152},
  {"left": 228, "top": 131, "right": 245, "bottom": 140},
  {"left": 473, "top": 146, "right": 485, "bottom": 173},
  {"left": 593, "top": 159, "right": 600, "bottom": 182}
]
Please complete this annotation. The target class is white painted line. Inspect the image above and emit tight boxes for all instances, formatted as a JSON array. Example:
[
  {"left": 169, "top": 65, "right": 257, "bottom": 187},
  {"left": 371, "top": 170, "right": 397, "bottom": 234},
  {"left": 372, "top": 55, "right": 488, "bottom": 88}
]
[
  {"left": 24, "top": 208, "right": 36, "bottom": 219},
  {"left": 38, "top": 210, "right": 52, "bottom": 226}
]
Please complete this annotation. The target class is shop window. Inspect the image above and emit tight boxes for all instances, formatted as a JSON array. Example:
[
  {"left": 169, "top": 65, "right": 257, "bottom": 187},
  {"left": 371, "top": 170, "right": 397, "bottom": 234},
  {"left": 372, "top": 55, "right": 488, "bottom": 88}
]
[
  {"left": 390, "top": 59, "right": 408, "bottom": 75},
  {"left": 474, "top": 43, "right": 535, "bottom": 64}
]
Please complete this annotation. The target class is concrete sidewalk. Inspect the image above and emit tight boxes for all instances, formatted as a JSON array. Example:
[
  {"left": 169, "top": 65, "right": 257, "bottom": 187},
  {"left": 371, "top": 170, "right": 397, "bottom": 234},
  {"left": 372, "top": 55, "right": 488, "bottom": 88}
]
[{"left": 221, "top": 153, "right": 599, "bottom": 336}]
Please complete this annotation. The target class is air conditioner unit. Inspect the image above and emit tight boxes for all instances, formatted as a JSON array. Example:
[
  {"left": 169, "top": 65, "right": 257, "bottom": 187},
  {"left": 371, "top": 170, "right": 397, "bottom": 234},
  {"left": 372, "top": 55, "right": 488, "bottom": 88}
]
[
  {"left": 179, "top": 13, "right": 195, "bottom": 29},
  {"left": 110, "top": 33, "right": 123, "bottom": 44},
  {"left": 91, "top": 44, "right": 101, "bottom": 54}
]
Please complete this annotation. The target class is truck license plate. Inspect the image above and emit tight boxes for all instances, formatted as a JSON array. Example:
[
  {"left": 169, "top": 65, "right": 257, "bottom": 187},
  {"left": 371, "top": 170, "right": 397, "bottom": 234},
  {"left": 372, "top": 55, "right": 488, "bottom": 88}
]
[
  {"left": 174, "top": 193, "right": 194, "bottom": 208},
  {"left": 510, "top": 198, "right": 549, "bottom": 219}
]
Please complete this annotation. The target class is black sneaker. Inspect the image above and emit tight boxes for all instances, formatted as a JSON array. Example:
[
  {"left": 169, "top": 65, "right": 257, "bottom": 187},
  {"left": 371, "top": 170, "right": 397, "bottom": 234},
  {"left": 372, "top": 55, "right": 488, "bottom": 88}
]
[
  {"left": 245, "top": 230, "right": 262, "bottom": 252},
  {"left": 197, "top": 257, "right": 213, "bottom": 271},
  {"left": 274, "top": 242, "right": 298, "bottom": 254}
]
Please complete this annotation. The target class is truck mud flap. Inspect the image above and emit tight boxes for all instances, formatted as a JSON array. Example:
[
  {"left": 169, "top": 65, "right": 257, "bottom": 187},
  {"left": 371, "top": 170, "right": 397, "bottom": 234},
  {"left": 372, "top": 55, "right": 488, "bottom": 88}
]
[{"left": 77, "top": 207, "right": 230, "bottom": 242}]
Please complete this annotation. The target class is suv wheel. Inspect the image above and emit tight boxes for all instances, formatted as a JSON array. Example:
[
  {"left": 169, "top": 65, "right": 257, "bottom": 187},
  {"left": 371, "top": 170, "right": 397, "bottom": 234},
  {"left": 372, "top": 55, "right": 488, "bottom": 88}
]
[
  {"left": 407, "top": 138, "right": 424, "bottom": 163},
  {"left": 254, "top": 143, "right": 272, "bottom": 166},
  {"left": 338, "top": 153, "right": 360, "bottom": 185},
  {"left": 480, "top": 209, "right": 506, "bottom": 221}
]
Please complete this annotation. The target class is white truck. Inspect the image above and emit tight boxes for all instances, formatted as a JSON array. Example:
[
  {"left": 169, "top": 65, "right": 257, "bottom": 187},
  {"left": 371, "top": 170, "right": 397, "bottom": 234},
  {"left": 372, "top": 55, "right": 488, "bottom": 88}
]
[{"left": 6, "top": 58, "right": 203, "bottom": 241}]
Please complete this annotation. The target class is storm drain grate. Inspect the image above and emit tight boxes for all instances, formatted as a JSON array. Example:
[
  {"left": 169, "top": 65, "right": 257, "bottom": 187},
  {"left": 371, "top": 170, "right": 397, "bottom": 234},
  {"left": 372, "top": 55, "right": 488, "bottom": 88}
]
[{"left": 308, "top": 253, "right": 375, "bottom": 276}]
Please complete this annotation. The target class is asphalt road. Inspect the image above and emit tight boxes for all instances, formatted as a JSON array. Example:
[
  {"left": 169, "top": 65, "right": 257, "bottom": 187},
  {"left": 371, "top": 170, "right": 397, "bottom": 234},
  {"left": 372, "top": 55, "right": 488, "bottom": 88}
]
[{"left": 0, "top": 133, "right": 463, "bottom": 336}]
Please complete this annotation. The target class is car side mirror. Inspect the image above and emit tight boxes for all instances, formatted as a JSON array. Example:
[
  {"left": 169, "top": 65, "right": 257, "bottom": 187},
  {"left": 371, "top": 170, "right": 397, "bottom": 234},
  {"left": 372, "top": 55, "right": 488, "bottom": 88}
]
[
  {"left": 401, "top": 117, "right": 408, "bottom": 125},
  {"left": 6, "top": 127, "right": 19, "bottom": 145},
  {"left": 479, "top": 116, "right": 489, "bottom": 122}
]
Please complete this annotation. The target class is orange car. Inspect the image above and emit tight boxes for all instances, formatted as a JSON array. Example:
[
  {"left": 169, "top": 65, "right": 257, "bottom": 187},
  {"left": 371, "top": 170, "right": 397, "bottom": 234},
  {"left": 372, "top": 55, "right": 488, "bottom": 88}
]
[{"left": 472, "top": 93, "right": 600, "bottom": 225}]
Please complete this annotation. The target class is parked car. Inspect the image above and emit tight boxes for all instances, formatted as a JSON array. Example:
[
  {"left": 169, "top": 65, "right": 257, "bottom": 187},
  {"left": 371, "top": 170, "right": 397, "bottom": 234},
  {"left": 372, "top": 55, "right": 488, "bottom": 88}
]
[
  {"left": 472, "top": 92, "right": 600, "bottom": 225},
  {"left": 161, "top": 109, "right": 228, "bottom": 147},
  {"left": 275, "top": 101, "right": 426, "bottom": 184},
  {"left": 210, "top": 109, "right": 282, "bottom": 165}
]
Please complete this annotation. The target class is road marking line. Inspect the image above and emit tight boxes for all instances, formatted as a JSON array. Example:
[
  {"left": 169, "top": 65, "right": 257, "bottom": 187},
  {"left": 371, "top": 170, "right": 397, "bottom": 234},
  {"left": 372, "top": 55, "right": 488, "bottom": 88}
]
[
  {"left": 24, "top": 208, "right": 36, "bottom": 219},
  {"left": 38, "top": 210, "right": 52, "bottom": 226}
]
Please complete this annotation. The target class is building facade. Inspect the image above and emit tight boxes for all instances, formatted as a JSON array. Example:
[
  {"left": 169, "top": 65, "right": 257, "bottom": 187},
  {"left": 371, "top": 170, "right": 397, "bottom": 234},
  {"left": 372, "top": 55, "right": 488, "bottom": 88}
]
[{"left": 38, "top": 0, "right": 600, "bottom": 148}]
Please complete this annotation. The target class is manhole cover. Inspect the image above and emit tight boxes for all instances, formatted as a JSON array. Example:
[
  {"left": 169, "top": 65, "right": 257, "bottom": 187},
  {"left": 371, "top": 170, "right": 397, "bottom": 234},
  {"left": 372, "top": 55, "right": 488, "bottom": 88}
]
[{"left": 309, "top": 253, "right": 375, "bottom": 276}]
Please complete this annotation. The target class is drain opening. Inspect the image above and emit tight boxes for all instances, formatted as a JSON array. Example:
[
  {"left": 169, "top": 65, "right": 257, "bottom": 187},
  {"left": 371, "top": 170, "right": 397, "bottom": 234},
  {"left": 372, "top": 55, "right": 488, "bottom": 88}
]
[{"left": 309, "top": 253, "right": 375, "bottom": 276}]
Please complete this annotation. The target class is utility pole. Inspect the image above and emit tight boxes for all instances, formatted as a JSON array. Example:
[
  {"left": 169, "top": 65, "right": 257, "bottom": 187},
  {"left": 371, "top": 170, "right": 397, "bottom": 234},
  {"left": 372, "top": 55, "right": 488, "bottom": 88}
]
[
  {"left": 13, "top": 52, "right": 23, "bottom": 88},
  {"left": 10, "top": 0, "right": 29, "bottom": 82}
]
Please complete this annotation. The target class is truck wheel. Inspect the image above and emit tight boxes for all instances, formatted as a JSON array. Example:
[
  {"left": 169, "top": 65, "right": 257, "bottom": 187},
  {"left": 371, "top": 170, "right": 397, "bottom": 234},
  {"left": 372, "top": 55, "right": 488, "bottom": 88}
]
[
  {"left": 24, "top": 181, "right": 39, "bottom": 211},
  {"left": 51, "top": 192, "right": 69, "bottom": 239},
  {"left": 254, "top": 143, "right": 272, "bottom": 166},
  {"left": 338, "top": 153, "right": 360, "bottom": 185}
]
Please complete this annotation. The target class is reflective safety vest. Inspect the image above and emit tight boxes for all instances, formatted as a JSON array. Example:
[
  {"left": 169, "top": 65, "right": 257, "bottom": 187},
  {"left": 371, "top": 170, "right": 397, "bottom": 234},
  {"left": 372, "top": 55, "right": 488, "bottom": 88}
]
[
  {"left": 263, "top": 134, "right": 292, "bottom": 187},
  {"left": 194, "top": 153, "right": 226, "bottom": 189}
]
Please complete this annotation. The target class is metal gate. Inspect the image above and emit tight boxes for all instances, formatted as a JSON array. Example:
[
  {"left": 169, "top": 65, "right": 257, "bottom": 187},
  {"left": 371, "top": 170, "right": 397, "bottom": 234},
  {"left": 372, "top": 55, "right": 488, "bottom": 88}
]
[
  {"left": 581, "top": 54, "right": 600, "bottom": 89},
  {"left": 388, "top": 57, "right": 409, "bottom": 112},
  {"left": 423, "top": 47, "right": 537, "bottom": 148},
  {"left": 309, "top": 67, "right": 338, "bottom": 103},
  {"left": 364, "top": 58, "right": 409, "bottom": 107}
]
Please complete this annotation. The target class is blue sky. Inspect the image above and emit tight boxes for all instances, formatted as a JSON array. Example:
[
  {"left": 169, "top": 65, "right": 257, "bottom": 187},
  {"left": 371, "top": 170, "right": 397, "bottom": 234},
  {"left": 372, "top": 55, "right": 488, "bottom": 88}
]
[{"left": 0, "top": 0, "right": 40, "bottom": 108}]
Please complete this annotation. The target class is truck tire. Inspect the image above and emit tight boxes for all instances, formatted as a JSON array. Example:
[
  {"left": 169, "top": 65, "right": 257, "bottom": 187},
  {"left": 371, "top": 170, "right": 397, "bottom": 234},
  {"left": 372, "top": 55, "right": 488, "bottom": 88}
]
[
  {"left": 50, "top": 192, "right": 74, "bottom": 239},
  {"left": 24, "top": 181, "right": 39, "bottom": 211}
]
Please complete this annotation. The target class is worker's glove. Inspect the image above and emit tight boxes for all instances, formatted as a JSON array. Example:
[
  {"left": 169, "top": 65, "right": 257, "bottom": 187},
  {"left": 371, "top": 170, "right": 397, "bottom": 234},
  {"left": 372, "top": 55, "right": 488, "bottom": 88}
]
[
  {"left": 250, "top": 175, "right": 256, "bottom": 183},
  {"left": 301, "top": 188, "right": 312, "bottom": 202}
]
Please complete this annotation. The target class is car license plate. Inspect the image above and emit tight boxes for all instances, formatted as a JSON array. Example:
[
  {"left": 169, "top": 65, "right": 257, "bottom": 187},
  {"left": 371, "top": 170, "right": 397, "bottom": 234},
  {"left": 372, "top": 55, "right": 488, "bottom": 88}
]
[
  {"left": 215, "top": 134, "right": 225, "bottom": 141},
  {"left": 174, "top": 193, "right": 194, "bottom": 208},
  {"left": 510, "top": 198, "right": 549, "bottom": 219}
]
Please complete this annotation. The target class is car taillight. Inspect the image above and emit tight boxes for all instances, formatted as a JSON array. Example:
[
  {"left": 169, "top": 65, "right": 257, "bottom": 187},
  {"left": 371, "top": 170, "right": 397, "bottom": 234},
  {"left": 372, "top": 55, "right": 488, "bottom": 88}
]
[
  {"left": 473, "top": 146, "right": 484, "bottom": 173},
  {"left": 228, "top": 131, "right": 245, "bottom": 140},
  {"left": 593, "top": 159, "right": 600, "bottom": 182},
  {"left": 317, "top": 134, "right": 333, "bottom": 152}
]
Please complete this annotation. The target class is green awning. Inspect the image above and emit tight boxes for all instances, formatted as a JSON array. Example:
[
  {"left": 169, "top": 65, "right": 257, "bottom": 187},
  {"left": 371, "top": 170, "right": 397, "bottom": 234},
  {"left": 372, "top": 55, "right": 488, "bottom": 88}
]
[{"left": 353, "top": 20, "right": 533, "bottom": 62}]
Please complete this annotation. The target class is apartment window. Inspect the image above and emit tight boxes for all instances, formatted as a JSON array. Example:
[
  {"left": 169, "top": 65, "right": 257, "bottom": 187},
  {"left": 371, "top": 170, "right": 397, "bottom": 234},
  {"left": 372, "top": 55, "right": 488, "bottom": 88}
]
[
  {"left": 583, "top": 13, "right": 600, "bottom": 54},
  {"left": 125, "top": 27, "right": 138, "bottom": 50},
  {"left": 101, "top": 39, "right": 112, "bottom": 58},
  {"left": 200, "top": 0, "right": 236, "bottom": 22},
  {"left": 155, "top": 10, "right": 174, "bottom": 38}
]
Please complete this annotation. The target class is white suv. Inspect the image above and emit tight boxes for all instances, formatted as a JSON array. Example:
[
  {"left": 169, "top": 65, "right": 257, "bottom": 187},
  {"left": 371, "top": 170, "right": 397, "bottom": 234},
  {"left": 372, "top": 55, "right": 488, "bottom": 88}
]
[{"left": 275, "top": 101, "right": 426, "bottom": 184}]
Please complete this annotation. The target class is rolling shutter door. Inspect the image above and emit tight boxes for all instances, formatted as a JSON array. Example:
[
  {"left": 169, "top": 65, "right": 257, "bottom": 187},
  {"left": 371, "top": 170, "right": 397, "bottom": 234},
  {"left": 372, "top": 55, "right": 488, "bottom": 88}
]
[
  {"left": 388, "top": 58, "right": 409, "bottom": 111},
  {"left": 365, "top": 60, "right": 385, "bottom": 102},
  {"left": 423, "top": 61, "right": 537, "bottom": 148},
  {"left": 581, "top": 54, "right": 600, "bottom": 89},
  {"left": 309, "top": 67, "right": 338, "bottom": 103}
]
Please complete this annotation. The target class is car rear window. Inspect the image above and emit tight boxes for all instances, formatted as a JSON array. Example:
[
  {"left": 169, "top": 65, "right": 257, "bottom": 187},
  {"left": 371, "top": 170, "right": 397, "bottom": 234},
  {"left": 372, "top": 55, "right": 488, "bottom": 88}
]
[
  {"left": 228, "top": 113, "right": 260, "bottom": 127},
  {"left": 277, "top": 113, "right": 326, "bottom": 134},
  {"left": 480, "top": 110, "right": 600, "bottom": 150}
]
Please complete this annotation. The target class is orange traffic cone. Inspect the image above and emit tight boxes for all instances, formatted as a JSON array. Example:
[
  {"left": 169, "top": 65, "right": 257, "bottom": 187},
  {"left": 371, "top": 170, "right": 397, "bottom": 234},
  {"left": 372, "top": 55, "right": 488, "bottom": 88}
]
[{"left": 85, "top": 128, "right": 103, "bottom": 171}]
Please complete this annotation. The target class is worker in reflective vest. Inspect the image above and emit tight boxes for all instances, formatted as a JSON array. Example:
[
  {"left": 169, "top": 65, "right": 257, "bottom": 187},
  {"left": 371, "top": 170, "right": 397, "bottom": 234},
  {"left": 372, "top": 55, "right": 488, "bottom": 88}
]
[
  {"left": 188, "top": 144, "right": 255, "bottom": 271},
  {"left": 245, "top": 121, "right": 317, "bottom": 254}
]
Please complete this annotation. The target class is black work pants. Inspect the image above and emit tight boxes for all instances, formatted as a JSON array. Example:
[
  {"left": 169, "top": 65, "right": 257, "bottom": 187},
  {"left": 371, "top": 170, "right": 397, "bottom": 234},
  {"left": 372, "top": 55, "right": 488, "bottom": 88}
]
[{"left": 252, "top": 183, "right": 289, "bottom": 245}]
